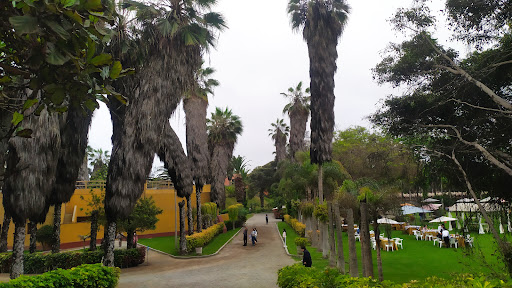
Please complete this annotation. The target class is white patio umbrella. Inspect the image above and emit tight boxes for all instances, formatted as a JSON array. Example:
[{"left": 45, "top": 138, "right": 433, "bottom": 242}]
[
  {"left": 377, "top": 218, "right": 399, "bottom": 224},
  {"left": 402, "top": 205, "right": 432, "bottom": 215},
  {"left": 429, "top": 216, "right": 457, "bottom": 223}
]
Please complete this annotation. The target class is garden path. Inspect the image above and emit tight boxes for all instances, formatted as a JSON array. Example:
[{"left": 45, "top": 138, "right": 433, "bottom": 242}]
[{"left": 118, "top": 213, "right": 295, "bottom": 288}]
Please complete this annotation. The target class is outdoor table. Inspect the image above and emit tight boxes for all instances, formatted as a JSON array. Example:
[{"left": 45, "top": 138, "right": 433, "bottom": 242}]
[
  {"left": 379, "top": 238, "right": 397, "bottom": 251},
  {"left": 405, "top": 225, "right": 421, "bottom": 235},
  {"left": 451, "top": 235, "right": 465, "bottom": 248},
  {"left": 423, "top": 230, "right": 437, "bottom": 240},
  {"left": 391, "top": 223, "right": 406, "bottom": 230}
]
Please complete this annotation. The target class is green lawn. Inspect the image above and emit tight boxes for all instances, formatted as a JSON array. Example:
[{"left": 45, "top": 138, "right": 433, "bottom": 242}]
[
  {"left": 277, "top": 222, "right": 508, "bottom": 283},
  {"left": 138, "top": 228, "right": 241, "bottom": 256}
]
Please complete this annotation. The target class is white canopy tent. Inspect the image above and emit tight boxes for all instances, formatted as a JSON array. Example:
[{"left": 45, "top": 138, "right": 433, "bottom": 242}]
[
  {"left": 429, "top": 216, "right": 457, "bottom": 223},
  {"left": 377, "top": 218, "right": 399, "bottom": 224},
  {"left": 402, "top": 205, "right": 432, "bottom": 215}
]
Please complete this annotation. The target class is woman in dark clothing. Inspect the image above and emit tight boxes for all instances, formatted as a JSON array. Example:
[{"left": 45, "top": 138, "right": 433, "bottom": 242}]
[{"left": 302, "top": 246, "right": 312, "bottom": 267}]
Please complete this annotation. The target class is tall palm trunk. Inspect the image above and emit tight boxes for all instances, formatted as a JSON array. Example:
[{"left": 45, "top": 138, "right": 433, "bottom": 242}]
[
  {"left": 29, "top": 221, "right": 37, "bottom": 254},
  {"left": 179, "top": 200, "right": 187, "bottom": 255},
  {"left": 52, "top": 204, "right": 61, "bottom": 253},
  {"left": 0, "top": 213, "right": 10, "bottom": 252},
  {"left": 103, "top": 220, "right": 116, "bottom": 267},
  {"left": 289, "top": 108, "right": 308, "bottom": 162},
  {"left": 346, "top": 208, "right": 358, "bottom": 277},
  {"left": 327, "top": 202, "right": 336, "bottom": 267},
  {"left": 187, "top": 195, "right": 193, "bottom": 235},
  {"left": 275, "top": 129, "right": 287, "bottom": 163},
  {"left": 318, "top": 164, "right": 324, "bottom": 204},
  {"left": 334, "top": 203, "right": 345, "bottom": 274},
  {"left": 89, "top": 210, "right": 99, "bottom": 250},
  {"left": 126, "top": 229, "right": 134, "bottom": 249},
  {"left": 10, "top": 222, "right": 25, "bottom": 279},
  {"left": 210, "top": 145, "right": 232, "bottom": 210},
  {"left": 196, "top": 185, "right": 202, "bottom": 233},
  {"left": 360, "top": 200, "right": 373, "bottom": 277},
  {"left": 234, "top": 177, "right": 244, "bottom": 203},
  {"left": 321, "top": 222, "right": 328, "bottom": 258}
]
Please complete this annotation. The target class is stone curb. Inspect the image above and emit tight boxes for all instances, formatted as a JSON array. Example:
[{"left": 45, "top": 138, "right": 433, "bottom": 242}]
[
  {"left": 139, "top": 227, "right": 242, "bottom": 259},
  {"left": 275, "top": 222, "right": 300, "bottom": 257}
]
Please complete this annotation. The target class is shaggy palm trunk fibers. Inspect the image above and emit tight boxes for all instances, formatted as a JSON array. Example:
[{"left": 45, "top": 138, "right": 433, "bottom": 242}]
[{"left": 0, "top": 213, "right": 10, "bottom": 252}]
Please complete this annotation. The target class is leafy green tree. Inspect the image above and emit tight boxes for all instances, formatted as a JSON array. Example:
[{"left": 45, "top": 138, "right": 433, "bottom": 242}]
[
  {"left": 87, "top": 146, "right": 110, "bottom": 181},
  {"left": 288, "top": 0, "right": 350, "bottom": 204},
  {"left": 117, "top": 197, "right": 163, "bottom": 249},
  {"left": 231, "top": 155, "right": 250, "bottom": 203},
  {"left": 207, "top": 107, "right": 243, "bottom": 209},
  {"left": 280, "top": 82, "right": 310, "bottom": 161},
  {"left": 247, "top": 161, "right": 279, "bottom": 208},
  {"left": 80, "top": 189, "right": 106, "bottom": 251}
]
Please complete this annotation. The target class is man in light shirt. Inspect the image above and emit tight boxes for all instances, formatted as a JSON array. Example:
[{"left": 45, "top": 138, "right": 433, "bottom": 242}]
[{"left": 442, "top": 228, "right": 450, "bottom": 247}]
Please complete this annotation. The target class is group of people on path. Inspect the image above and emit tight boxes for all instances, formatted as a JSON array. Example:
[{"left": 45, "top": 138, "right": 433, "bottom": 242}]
[{"left": 242, "top": 226, "right": 258, "bottom": 246}]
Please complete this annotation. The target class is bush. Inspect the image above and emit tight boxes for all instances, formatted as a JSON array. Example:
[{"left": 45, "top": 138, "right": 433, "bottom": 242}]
[
  {"left": 35, "top": 225, "right": 55, "bottom": 248},
  {"left": 0, "top": 264, "right": 120, "bottom": 288},
  {"left": 313, "top": 204, "right": 328, "bottom": 223},
  {"left": 294, "top": 237, "right": 309, "bottom": 247},
  {"left": 186, "top": 223, "right": 225, "bottom": 251},
  {"left": 0, "top": 247, "right": 145, "bottom": 274},
  {"left": 277, "top": 264, "right": 512, "bottom": 288},
  {"left": 284, "top": 215, "right": 306, "bottom": 237}
]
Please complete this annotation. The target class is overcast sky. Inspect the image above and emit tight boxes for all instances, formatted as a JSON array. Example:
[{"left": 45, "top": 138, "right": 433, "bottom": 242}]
[{"left": 88, "top": 0, "right": 426, "bottom": 173}]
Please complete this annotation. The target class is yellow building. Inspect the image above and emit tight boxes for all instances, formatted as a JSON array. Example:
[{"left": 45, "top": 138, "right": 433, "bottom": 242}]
[{"left": 0, "top": 180, "right": 211, "bottom": 249}]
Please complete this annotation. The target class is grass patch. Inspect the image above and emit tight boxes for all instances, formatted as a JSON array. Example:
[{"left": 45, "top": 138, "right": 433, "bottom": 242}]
[
  {"left": 277, "top": 222, "right": 508, "bottom": 283},
  {"left": 139, "top": 228, "right": 241, "bottom": 256}
]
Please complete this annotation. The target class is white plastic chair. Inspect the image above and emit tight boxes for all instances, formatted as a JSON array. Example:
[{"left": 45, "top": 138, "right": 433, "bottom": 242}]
[
  {"left": 449, "top": 237, "right": 458, "bottom": 248},
  {"left": 433, "top": 237, "right": 440, "bottom": 246},
  {"left": 355, "top": 234, "right": 360, "bottom": 242},
  {"left": 371, "top": 240, "right": 376, "bottom": 250},
  {"left": 413, "top": 230, "right": 423, "bottom": 240},
  {"left": 465, "top": 235, "right": 473, "bottom": 247},
  {"left": 394, "top": 238, "right": 403, "bottom": 249},
  {"left": 385, "top": 241, "right": 394, "bottom": 251}
]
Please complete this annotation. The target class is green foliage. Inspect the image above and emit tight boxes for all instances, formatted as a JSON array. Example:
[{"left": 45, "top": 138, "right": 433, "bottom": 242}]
[
  {"left": 186, "top": 223, "right": 225, "bottom": 251},
  {"left": 227, "top": 204, "right": 242, "bottom": 229},
  {"left": 35, "top": 225, "right": 55, "bottom": 248},
  {"left": 300, "top": 202, "right": 315, "bottom": 217},
  {"left": 201, "top": 202, "right": 218, "bottom": 227},
  {"left": 294, "top": 237, "right": 309, "bottom": 247},
  {"left": 225, "top": 185, "right": 235, "bottom": 198},
  {"left": 313, "top": 204, "right": 328, "bottom": 223},
  {"left": 284, "top": 215, "right": 305, "bottom": 237},
  {"left": 0, "top": 248, "right": 144, "bottom": 274},
  {"left": 117, "top": 196, "right": 163, "bottom": 234},
  {"left": 0, "top": 264, "right": 120, "bottom": 288}
]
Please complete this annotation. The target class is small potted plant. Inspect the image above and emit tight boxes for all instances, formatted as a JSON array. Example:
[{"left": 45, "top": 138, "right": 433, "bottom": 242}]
[{"left": 295, "top": 237, "right": 309, "bottom": 255}]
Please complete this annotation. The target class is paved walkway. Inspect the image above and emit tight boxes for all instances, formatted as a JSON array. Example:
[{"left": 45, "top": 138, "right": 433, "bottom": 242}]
[{"left": 118, "top": 213, "right": 295, "bottom": 288}]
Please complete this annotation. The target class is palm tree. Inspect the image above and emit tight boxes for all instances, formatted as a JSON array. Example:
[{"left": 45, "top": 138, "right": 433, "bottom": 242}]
[
  {"left": 104, "top": 0, "right": 225, "bottom": 265},
  {"left": 281, "top": 82, "right": 310, "bottom": 161},
  {"left": 288, "top": 0, "right": 350, "bottom": 204},
  {"left": 87, "top": 146, "right": 110, "bottom": 180},
  {"left": 3, "top": 109, "right": 61, "bottom": 278},
  {"left": 231, "top": 155, "right": 249, "bottom": 203},
  {"left": 184, "top": 64, "right": 219, "bottom": 233},
  {"left": 207, "top": 107, "right": 243, "bottom": 210},
  {"left": 269, "top": 119, "right": 289, "bottom": 164}
]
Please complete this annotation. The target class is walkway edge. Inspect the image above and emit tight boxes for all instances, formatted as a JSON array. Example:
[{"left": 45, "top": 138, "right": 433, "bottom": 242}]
[
  {"left": 139, "top": 228, "right": 242, "bottom": 259},
  {"left": 275, "top": 222, "right": 299, "bottom": 257}
]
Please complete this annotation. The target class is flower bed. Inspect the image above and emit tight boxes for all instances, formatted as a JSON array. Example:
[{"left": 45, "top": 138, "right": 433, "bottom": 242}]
[
  {"left": 284, "top": 215, "right": 306, "bottom": 237},
  {"left": 186, "top": 222, "right": 225, "bottom": 252}
]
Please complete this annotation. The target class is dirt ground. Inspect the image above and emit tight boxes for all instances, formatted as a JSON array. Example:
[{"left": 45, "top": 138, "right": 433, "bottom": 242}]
[{"left": 117, "top": 213, "right": 295, "bottom": 288}]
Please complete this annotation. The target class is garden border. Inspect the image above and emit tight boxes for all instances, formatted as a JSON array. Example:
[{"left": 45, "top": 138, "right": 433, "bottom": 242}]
[{"left": 275, "top": 222, "right": 299, "bottom": 257}]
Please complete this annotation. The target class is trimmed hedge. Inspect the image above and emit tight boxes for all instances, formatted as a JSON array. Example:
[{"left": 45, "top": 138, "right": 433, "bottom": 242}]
[
  {"left": 186, "top": 223, "right": 225, "bottom": 251},
  {"left": 0, "top": 264, "right": 120, "bottom": 288},
  {"left": 0, "top": 247, "right": 145, "bottom": 274},
  {"left": 284, "top": 215, "right": 306, "bottom": 237},
  {"left": 278, "top": 264, "right": 512, "bottom": 288}
]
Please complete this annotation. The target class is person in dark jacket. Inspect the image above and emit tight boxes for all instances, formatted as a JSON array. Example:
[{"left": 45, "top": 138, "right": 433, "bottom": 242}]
[
  {"left": 243, "top": 226, "right": 248, "bottom": 246},
  {"left": 302, "top": 246, "right": 312, "bottom": 267}
]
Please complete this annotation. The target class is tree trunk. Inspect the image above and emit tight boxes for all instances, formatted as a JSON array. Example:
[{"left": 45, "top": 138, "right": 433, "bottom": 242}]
[
  {"left": 10, "top": 222, "right": 25, "bottom": 279},
  {"left": 374, "top": 219, "right": 384, "bottom": 282},
  {"left": 196, "top": 185, "right": 202, "bottom": 233},
  {"left": 89, "top": 210, "right": 98, "bottom": 251},
  {"left": 187, "top": 195, "right": 193, "bottom": 235},
  {"left": 346, "top": 208, "right": 358, "bottom": 277},
  {"left": 52, "top": 204, "right": 61, "bottom": 253},
  {"left": 322, "top": 222, "right": 329, "bottom": 258},
  {"left": 0, "top": 213, "right": 11, "bottom": 252},
  {"left": 334, "top": 203, "right": 345, "bottom": 274},
  {"left": 360, "top": 200, "right": 373, "bottom": 277},
  {"left": 259, "top": 190, "right": 264, "bottom": 208},
  {"left": 126, "top": 229, "right": 134, "bottom": 250},
  {"left": 103, "top": 221, "right": 116, "bottom": 267},
  {"left": 29, "top": 222, "right": 37, "bottom": 254},
  {"left": 318, "top": 164, "right": 323, "bottom": 204},
  {"left": 327, "top": 202, "right": 336, "bottom": 267},
  {"left": 312, "top": 218, "right": 319, "bottom": 249},
  {"left": 179, "top": 200, "right": 187, "bottom": 255}
]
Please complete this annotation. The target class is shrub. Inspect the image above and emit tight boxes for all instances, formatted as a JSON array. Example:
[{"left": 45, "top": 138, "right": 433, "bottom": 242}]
[
  {"left": 227, "top": 204, "right": 243, "bottom": 230},
  {"left": 35, "top": 225, "right": 55, "bottom": 248},
  {"left": 313, "top": 204, "right": 328, "bottom": 223},
  {"left": 294, "top": 237, "right": 309, "bottom": 247},
  {"left": 186, "top": 223, "right": 225, "bottom": 251},
  {"left": 0, "top": 248, "right": 144, "bottom": 274},
  {"left": 284, "top": 215, "right": 306, "bottom": 237},
  {"left": 0, "top": 264, "right": 120, "bottom": 288}
]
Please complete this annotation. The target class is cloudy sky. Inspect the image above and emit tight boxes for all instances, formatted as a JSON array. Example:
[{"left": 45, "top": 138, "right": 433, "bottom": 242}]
[{"left": 88, "top": 0, "right": 426, "bottom": 172}]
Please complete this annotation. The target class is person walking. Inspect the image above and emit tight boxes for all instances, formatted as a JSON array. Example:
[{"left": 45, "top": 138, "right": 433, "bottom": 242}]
[
  {"left": 266, "top": 214, "right": 268, "bottom": 224},
  {"left": 302, "top": 246, "right": 312, "bottom": 267},
  {"left": 254, "top": 228, "right": 258, "bottom": 244},
  {"left": 243, "top": 226, "right": 248, "bottom": 246},
  {"left": 282, "top": 229, "right": 287, "bottom": 247},
  {"left": 251, "top": 228, "right": 256, "bottom": 246}
]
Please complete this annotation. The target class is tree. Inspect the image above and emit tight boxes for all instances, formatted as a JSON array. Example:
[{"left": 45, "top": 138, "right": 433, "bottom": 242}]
[
  {"left": 231, "top": 155, "right": 250, "bottom": 203},
  {"left": 104, "top": 0, "right": 225, "bottom": 265},
  {"left": 207, "top": 107, "right": 243, "bottom": 209},
  {"left": 80, "top": 188, "right": 105, "bottom": 251},
  {"left": 371, "top": 0, "right": 512, "bottom": 275},
  {"left": 280, "top": 82, "right": 310, "bottom": 161},
  {"left": 117, "top": 196, "right": 163, "bottom": 249},
  {"left": 247, "top": 161, "right": 279, "bottom": 208},
  {"left": 269, "top": 119, "right": 289, "bottom": 163},
  {"left": 288, "top": 0, "right": 350, "bottom": 204},
  {"left": 87, "top": 146, "right": 110, "bottom": 181},
  {"left": 184, "top": 64, "right": 218, "bottom": 233}
]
